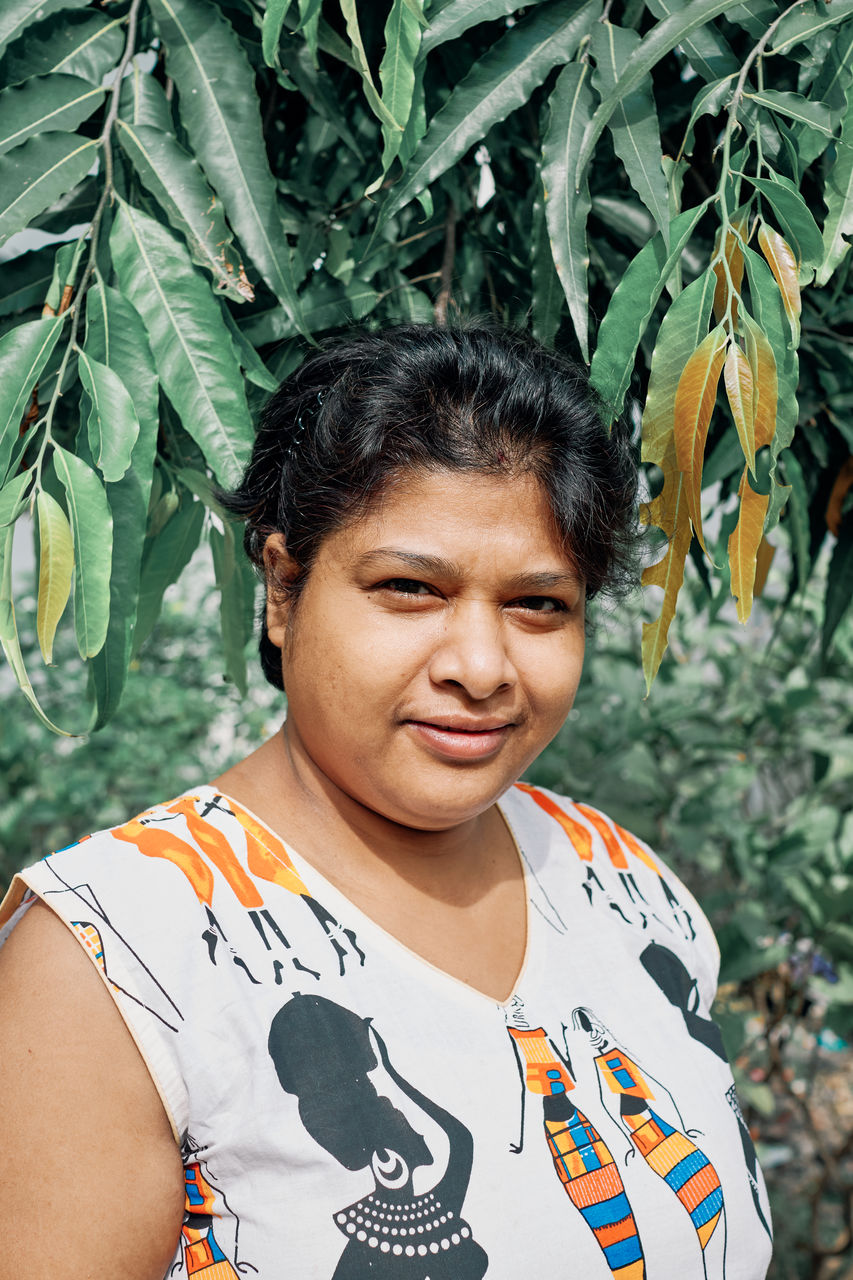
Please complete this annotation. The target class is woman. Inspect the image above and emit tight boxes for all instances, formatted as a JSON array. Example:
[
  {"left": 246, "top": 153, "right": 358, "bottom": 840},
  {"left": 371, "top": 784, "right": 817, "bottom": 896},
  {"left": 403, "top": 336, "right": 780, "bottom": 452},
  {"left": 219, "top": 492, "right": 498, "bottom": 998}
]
[{"left": 0, "top": 326, "right": 771, "bottom": 1279}]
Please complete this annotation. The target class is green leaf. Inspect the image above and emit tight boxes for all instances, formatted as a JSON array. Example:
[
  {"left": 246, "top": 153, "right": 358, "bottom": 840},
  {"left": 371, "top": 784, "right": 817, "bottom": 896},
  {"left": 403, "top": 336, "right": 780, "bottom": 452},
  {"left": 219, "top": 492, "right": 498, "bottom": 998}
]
[
  {"left": 149, "top": 0, "right": 305, "bottom": 331},
  {"left": 116, "top": 119, "right": 253, "bottom": 304},
  {"left": 795, "top": 21, "right": 853, "bottom": 169},
  {"left": 744, "top": 172, "right": 825, "bottom": 271},
  {"left": 818, "top": 94, "right": 853, "bottom": 286},
  {"left": 678, "top": 74, "right": 737, "bottom": 159},
  {"left": 642, "top": 267, "right": 717, "bottom": 468},
  {"left": 210, "top": 520, "right": 252, "bottom": 696},
  {"left": 574, "top": 0, "right": 752, "bottom": 186},
  {"left": 339, "top": 0, "right": 401, "bottom": 132},
  {"left": 0, "top": 467, "right": 33, "bottom": 526},
  {"left": 377, "top": 0, "right": 424, "bottom": 177},
  {"left": 644, "top": 0, "right": 738, "bottom": 82},
  {"left": 0, "top": 314, "right": 65, "bottom": 483},
  {"left": 110, "top": 198, "right": 254, "bottom": 489},
  {"left": 822, "top": 516, "right": 853, "bottom": 655},
  {"left": 118, "top": 62, "right": 175, "bottom": 132},
  {"left": 133, "top": 495, "right": 205, "bottom": 655},
  {"left": 745, "top": 88, "right": 834, "bottom": 136},
  {"left": 0, "top": 132, "right": 98, "bottom": 248},
  {"left": 772, "top": 0, "right": 853, "bottom": 56},
  {"left": 421, "top": 0, "right": 541, "bottom": 57},
  {"left": 84, "top": 278, "right": 160, "bottom": 726},
  {"left": 296, "top": 0, "right": 323, "bottom": 66},
  {"left": 590, "top": 201, "right": 711, "bottom": 422},
  {"left": 0, "top": 245, "right": 54, "bottom": 318},
  {"left": 542, "top": 60, "right": 596, "bottom": 363},
  {"left": 0, "top": 74, "right": 104, "bottom": 158},
  {"left": 778, "top": 448, "right": 809, "bottom": 590},
  {"left": 742, "top": 245, "right": 798, "bottom": 458},
  {"left": 35, "top": 487, "right": 73, "bottom": 664},
  {"left": 222, "top": 306, "right": 279, "bottom": 392},
  {"left": 0, "top": 524, "right": 74, "bottom": 735},
  {"left": 531, "top": 194, "right": 563, "bottom": 348},
  {"left": 52, "top": 443, "right": 113, "bottom": 660},
  {"left": 380, "top": 0, "right": 599, "bottom": 229},
  {"left": 590, "top": 22, "right": 669, "bottom": 241},
  {"left": 77, "top": 350, "right": 141, "bottom": 484},
  {"left": 1, "top": 11, "right": 124, "bottom": 85},
  {"left": 0, "top": 0, "right": 91, "bottom": 60},
  {"left": 262, "top": 0, "right": 294, "bottom": 67}
]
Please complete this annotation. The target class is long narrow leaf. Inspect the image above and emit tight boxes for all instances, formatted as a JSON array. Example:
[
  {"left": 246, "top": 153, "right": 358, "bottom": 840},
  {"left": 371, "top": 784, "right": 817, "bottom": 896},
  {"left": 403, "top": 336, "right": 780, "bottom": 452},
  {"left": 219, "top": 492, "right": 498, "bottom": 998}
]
[
  {"left": 0, "top": 74, "right": 104, "bottom": 157},
  {"left": 1, "top": 12, "right": 123, "bottom": 85},
  {"left": 772, "top": 0, "right": 853, "bottom": 56},
  {"left": 52, "top": 443, "right": 113, "bottom": 660},
  {"left": 0, "top": 314, "right": 65, "bottom": 482},
  {"left": 673, "top": 323, "right": 728, "bottom": 552},
  {"left": 77, "top": 349, "right": 141, "bottom": 484},
  {"left": 0, "top": 133, "right": 98, "bottom": 247},
  {"left": 339, "top": 0, "right": 400, "bottom": 131},
  {"left": 728, "top": 466, "right": 770, "bottom": 623},
  {"left": 35, "top": 487, "right": 73, "bottom": 664},
  {"left": 377, "top": 0, "right": 423, "bottom": 175},
  {"left": 0, "top": 0, "right": 90, "bottom": 59},
  {"left": 818, "top": 92, "right": 853, "bottom": 285},
  {"left": 644, "top": 0, "right": 738, "bottom": 82}
]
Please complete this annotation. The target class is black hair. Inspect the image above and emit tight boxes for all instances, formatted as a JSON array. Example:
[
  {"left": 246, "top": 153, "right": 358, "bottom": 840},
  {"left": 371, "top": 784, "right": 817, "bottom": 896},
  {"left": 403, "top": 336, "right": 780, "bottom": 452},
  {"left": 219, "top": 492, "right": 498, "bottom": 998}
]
[{"left": 219, "top": 323, "right": 638, "bottom": 690}]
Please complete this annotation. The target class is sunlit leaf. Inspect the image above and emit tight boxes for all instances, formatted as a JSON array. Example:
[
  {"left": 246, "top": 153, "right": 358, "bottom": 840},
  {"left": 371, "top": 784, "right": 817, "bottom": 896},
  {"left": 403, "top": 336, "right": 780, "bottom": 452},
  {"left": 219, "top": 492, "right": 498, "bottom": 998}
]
[
  {"left": 0, "top": 314, "right": 65, "bottom": 483},
  {"left": 0, "top": 469, "right": 33, "bottom": 527},
  {"left": 740, "top": 310, "right": 777, "bottom": 454},
  {"left": 543, "top": 60, "right": 596, "bottom": 363},
  {"left": 375, "top": 0, "right": 424, "bottom": 180},
  {"left": 0, "top": 74, "right": 104, "bottom": 158},
  {"left": 380, "top": 0, "right": 599, "bottom": 229},
  {"left": 77, "top": 349, "right": 141, "bottom": 484},
  {"left": 35, "top": 487, "right": 73, "bottom": 664},
  {"left": 590, "top": 22, "right": 669, "bottom": 240},
  {"left": 741, "top": 245, "right": 797, "bottom": 451},
  {"left": 728, "top": 466, "right": 770, "bottom": 623},
  {"left": 0, "top": 133, "right": 98, "bottom": 248},
  {"left": 673, "top": 323, "right": 728, "bottom": 552},
  {"left": 110, "top": 198, "right": 254, "bottom": 488},
  {"left": 52, "top": 443, "right": 113, "bottom": 660},
  {"left": 747, "top": 173, "right": 824, "bottom": 273},
  {"left": 339, "top": 0, "right": 400, "bottom": 132},
  {"left": 757, "top": 220, "right": 801, "bottom": 341},
  {"left": 723, "top": 341, "right": 756, "bottom": 474}
]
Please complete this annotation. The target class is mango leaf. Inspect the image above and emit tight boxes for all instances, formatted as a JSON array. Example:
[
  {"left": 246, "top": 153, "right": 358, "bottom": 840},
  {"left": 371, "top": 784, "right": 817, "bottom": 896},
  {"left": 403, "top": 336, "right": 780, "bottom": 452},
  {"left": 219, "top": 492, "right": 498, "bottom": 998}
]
[
  {"left": 757, "top": 221, "right": 801, "bottom": 341},
  {"left": 0, "top": 74, "right": 104, "bottom": 158},
  {"left": 1, "top": 11, "right": 124, "bottom": 85},
  {"left": 149, "top": 0, "right": 304, "bottom": 330},
  {"left": 119, "top": 62, "right": 174, "bottom": 132},
  {"left": 420, "top": 0, "right": 539, "bottom": 56},
  {"left": 84, "top": 278, "right": 160, "bottom": 726},
  {"left": 110, "top": 198, "right": 254, "bottom": 488},
  {"left": 641, "top": 470, "right": 692, "bottom": 692},
  {"left": 723, "top": 342, "right": 756, "bottom": 475},
  {"left": 210, "top": 520, "right": 252, "bottom": 696},
  {"left": 0, "top": 525, "right": 74, "bottom": 734},
  {"left": 543, "top": 61, "right": 595, "bottom": 363},
  {"left": 678, "top": 74, "right": 737, "bottom": 159},
  {"left": 52, "top": 443, "right": 113, "bottom": 660},
  {"left": 590, "top": 23, "right": 669, "bottom": 241},
  {"left": 0, "top": 133, "right": 98, "bottom": 247},
  {"left": 116, "top": 119, "right": 253, "bottom": 303},
  {"left": 644, "top": 0, "right": 738, "bottom": 82},
  {"left": 712, "top": 218, "right": 746, "bottom": 325},
  {"left": 822, "top": 516, "right": 853, "bottom": 655},
  {"left": 590, "top": 201, "right": 710, "bottom": 422},
  {"left": 741, "top": 245, "right": 798, "bottom": 462},
  {"left": 0, "top": 245, "right": 55, "bottom": 317},
  {"left": 796, "top": 21, "right": 853, "bottom": 169},
  {"left": 0, "top": 0, "right": 91, "bottom": 60},
  {"left": 745, "top": 173, "right": 824, "bottom": 273},
  {"left": 818, "top": 94, "right": 853, "bottom": 286},
  {"left": 746, "top": 88, "right": 834, "bottom": 136},
  {"left": 574, "top": 0, "right": 748, "bottom": 186},
  {"left": 0, "top": 468, "right": 33, "bottom": 526},
  {"left": 295, "top": 0, "right": 323, "bottom": 66},
  {"left": 379, "top": 0, "right": 599, "bottom": 229},
  {"left": 0, "top": 314, "right": 65, "bottom": 483},
  {"left": 77, "top": 349, "right": 141, "bottom": 484},
  {"left": 531, "top": 194, "right": 563, "bottom": 349},
  {"left": 778, "top": 448, "right": 809, "bottom": 589},
  {"left": 222, "top": 307, "right": 279, "bottom": 392},
  {"left": 376, "top": 0, "right": 424, "bottom": 178},
  {"left": 133, "top": 495, "right": 205, "bottom": 656},
  {"left": 35, "top": 487, "right": 73, "bottom": 664},
  {"left": 262, "top": 0, "right": 294, "bottom": 66},
  {"left": 772, "top": 0, "right": 853, "bottom": 56},
  {"left": 728, "top": 466, "right": 770, "bottom": 623},
  {"left": 673, "top": 323, "right": 727, "bottom": 553},
  {"left": 740, "top": 310, "right": 777, "bottom": 453},
  {"left": 338, "top": 0, "right": 400, "bottom": 132}
]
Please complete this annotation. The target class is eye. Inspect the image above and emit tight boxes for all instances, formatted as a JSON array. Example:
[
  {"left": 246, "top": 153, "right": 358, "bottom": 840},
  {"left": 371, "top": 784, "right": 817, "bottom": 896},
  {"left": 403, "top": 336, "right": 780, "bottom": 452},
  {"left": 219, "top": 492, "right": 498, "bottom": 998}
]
[
  {"left": 381, "top": 578, "right": 434, "bottom": 596},
  {"left": 512, "top": 596, "right": 568, "bottom": 614}
]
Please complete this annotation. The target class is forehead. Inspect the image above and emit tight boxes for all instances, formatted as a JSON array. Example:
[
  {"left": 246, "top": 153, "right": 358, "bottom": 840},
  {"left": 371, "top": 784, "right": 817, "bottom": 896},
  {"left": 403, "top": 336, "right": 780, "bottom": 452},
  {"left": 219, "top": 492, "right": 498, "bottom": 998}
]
[{"left": 326, "top": 468, "right": 576, "bottom": 575}]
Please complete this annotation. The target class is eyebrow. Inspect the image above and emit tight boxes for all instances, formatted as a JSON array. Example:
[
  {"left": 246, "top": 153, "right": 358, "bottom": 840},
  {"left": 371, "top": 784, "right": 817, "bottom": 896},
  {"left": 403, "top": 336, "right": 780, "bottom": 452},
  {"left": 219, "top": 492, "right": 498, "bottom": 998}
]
[{"left": 355, "top": 547, "right": 583, "bottom": 592}]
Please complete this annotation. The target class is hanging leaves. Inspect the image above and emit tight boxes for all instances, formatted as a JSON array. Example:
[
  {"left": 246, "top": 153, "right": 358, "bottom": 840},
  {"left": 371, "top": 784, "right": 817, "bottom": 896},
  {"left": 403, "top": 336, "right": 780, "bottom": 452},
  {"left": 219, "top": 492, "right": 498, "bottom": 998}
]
[
  {"left": 757, "top": 221, "right": 801, "bottom": 340},
  {"left": 673, "top": 323, "right": 728, "bottom": 553},
  {"left": 35, "top": 488, "right": 73, "bottom": 663},
  {"left": 728, "top": 467, "right": 770, "bottom": 622}
]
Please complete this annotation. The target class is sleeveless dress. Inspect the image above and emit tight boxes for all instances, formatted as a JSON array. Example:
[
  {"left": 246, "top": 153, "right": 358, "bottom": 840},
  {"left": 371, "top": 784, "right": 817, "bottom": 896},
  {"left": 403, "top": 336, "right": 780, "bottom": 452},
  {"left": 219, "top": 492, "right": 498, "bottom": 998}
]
[{"left": 0, "top": 783, "right": 773, "bottom": 1279}]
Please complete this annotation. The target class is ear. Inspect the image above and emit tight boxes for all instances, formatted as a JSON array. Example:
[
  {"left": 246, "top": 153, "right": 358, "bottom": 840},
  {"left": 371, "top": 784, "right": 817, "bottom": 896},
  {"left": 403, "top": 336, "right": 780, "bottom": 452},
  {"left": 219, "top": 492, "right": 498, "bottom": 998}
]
[{"left": 262, "top": 532, "right": 300, "bottom": 650}]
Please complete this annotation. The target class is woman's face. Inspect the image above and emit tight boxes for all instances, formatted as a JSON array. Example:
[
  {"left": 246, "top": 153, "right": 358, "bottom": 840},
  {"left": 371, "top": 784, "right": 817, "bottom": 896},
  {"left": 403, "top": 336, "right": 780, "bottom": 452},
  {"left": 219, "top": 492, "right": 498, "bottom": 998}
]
[{"left": 265, "top": 468, "right": 586, "bottom": 832}]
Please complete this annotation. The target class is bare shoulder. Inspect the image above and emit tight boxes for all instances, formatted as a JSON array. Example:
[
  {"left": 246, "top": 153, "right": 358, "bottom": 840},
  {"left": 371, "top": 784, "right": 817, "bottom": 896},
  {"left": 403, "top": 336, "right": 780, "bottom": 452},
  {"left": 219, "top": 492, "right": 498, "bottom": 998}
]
[{"left": 0, "top": 901, "right": 185, "bottom": 1280}]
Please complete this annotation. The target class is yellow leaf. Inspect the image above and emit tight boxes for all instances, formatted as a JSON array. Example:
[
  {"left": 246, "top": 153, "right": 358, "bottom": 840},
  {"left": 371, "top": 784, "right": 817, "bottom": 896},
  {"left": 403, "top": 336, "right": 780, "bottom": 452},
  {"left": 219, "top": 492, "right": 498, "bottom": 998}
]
[
  {"left": 712, "top": 221, "right": 745, "bottom": 325},
  {"left": 758, "top": 220, "right": 800, "bottom": 341},
  {"left": 723, "top": 342, "right": 756, "bottom": 473},
  {"left": 673, "top": 324, "right": 727, "bottom": 553},
  {"left": 728, "top": 467, "right": 770, "bottom": 623},
  {"left": 754, "top": 536, "right": 776, "bottom": 599},
  {"left": 641, "top": 468, "right": 692, "bottom": 693},
  {"left": 36, "top": 489, "right": 73, "bottom": 664},
  {"left": 741, "top": 310, "right": 778, "bottom": 452}
]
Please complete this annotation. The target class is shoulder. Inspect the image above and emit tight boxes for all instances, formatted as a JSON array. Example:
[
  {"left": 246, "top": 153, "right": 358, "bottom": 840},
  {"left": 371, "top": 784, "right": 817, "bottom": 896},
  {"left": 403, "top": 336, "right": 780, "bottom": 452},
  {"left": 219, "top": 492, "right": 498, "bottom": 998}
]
[{"left": 505, "top": 781, "right": 721, "bottom": 1005}]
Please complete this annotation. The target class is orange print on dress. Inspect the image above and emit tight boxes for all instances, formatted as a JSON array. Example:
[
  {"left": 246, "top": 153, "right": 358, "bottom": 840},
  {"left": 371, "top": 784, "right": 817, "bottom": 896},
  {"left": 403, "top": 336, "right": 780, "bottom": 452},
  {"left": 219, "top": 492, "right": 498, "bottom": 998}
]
[{"left": 181, "top": 1161, "right": 239, "bottom": 1278}]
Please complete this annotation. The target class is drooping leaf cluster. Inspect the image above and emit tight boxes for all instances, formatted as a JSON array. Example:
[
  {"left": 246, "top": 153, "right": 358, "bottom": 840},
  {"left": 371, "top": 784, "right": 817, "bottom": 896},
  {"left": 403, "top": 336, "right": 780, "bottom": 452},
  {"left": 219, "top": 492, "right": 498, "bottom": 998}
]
[{"left": 0, "top": 0, "right": 852, "bottom": 729}]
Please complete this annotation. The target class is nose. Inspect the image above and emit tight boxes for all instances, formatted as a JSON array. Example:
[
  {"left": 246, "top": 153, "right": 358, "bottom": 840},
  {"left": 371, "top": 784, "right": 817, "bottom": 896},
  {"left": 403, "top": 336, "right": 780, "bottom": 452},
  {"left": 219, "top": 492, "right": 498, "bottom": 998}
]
[{"left": 428, "top": 601, "right": 516, "bottom": 700}]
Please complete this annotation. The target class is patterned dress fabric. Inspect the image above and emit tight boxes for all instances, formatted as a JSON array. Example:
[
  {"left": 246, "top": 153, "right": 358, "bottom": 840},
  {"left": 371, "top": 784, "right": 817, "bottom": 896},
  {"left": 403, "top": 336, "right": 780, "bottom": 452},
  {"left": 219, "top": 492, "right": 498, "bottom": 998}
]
[{"left": 0, "top": 783, "right": 773, "bottom": 1279}]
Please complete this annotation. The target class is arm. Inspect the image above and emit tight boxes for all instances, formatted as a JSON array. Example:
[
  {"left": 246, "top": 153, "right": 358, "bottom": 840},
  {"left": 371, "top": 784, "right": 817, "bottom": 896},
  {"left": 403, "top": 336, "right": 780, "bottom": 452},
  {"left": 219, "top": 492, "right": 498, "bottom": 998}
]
[{"left": 0, "top": 902, "right": 185, "bottom": 1280}]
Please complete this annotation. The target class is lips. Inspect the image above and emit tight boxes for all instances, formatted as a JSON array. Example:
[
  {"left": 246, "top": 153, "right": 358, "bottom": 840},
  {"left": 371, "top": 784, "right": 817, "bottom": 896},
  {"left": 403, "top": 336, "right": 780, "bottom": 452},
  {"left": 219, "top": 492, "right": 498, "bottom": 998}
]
[{"left": 404, "top": 716, "right": 514, "bottom": 761}]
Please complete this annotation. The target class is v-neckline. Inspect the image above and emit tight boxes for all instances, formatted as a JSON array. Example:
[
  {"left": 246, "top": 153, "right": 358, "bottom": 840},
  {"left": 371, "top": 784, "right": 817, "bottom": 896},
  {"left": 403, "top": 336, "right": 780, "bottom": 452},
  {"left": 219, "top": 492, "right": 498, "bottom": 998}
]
[{"left": 193, "top": 783, "right": 534, "bottom": 1008}]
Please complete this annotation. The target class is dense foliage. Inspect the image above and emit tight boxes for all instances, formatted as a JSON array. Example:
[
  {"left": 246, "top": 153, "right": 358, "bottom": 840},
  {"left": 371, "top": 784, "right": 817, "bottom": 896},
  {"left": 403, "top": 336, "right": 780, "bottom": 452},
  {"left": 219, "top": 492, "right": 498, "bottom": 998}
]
[{"left": 0, "top": 0, "right": 852, "bottom": 729}]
